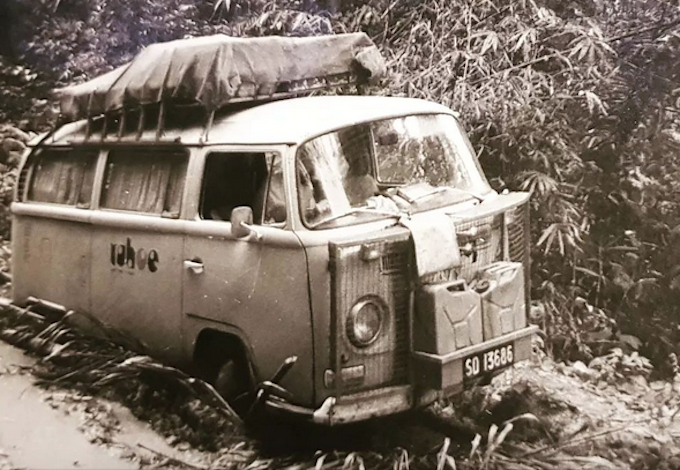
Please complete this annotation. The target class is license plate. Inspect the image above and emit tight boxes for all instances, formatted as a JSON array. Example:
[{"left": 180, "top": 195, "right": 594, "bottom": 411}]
[{"left": 463, "top": 343, "right": 514, "bottom": 380}]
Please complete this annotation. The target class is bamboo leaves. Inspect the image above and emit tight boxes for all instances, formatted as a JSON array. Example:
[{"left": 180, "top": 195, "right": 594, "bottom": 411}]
[{"left": 537, "top": 222, "right": 584, "bottom": 256}]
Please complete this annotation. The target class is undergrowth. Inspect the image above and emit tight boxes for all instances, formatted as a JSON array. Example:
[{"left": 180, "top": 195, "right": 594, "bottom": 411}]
[{"left": 5, "top": 299, "right": 666, "bottom": 469}]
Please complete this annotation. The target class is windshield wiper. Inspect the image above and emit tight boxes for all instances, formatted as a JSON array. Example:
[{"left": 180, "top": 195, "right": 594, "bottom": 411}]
[
  {"left": 311, "top": 207, "right": 400, "bottom": 229},
  {"left": 397, "top": 185, "right": 486, "bottom": 204},
  {"left": 399, "top": 186, "right": 448, "bottom": 203},
  {"left": 446, "top": 186, "right": 486, "bottom": 202}
]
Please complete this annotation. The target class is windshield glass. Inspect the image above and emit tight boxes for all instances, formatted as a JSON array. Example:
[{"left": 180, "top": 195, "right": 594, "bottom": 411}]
[{"left": 296, "top": 113, "right": 490, "bottom": 229}]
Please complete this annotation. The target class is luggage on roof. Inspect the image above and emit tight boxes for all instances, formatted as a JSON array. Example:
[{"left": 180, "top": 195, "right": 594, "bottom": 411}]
[{"left": 57, "top": 33, "right": 386, "bottom": 123}]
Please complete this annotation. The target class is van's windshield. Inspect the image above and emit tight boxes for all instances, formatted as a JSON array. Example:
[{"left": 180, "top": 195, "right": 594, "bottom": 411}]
[{"left": 296, "top": 113, "right": 490, "bottom": 229}]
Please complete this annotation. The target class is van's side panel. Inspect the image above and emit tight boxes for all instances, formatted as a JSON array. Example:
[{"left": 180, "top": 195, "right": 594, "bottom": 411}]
[
  {"left": 179, "top": 145, "right": 315, "bottom": 405},
  {"left": 182, "top": 223, "right": 315, "bottom": 405},
  {"left": 89, "top": 212, "right": 186, "bottom": 364},
  {"left": 11, "top": 207, "right": 92, "bottom": 314}
]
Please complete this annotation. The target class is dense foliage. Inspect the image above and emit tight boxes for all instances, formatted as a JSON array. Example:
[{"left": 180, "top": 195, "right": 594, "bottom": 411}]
[{"left": 2, "top": 0, "right": 680, "bottom": 369}]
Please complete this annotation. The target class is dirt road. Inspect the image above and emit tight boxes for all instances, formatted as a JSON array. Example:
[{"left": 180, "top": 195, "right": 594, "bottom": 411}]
[{"left": 0, "top": 340, "right": 205, "bottom": 470}]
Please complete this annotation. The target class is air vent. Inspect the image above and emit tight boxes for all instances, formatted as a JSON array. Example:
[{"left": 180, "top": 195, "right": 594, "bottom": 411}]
[
  {"left": 330, "top": 235, "right": 412, "bottom": 394},
  {"left": 507, "top": 204, "right": 527, "bottom": 263}
]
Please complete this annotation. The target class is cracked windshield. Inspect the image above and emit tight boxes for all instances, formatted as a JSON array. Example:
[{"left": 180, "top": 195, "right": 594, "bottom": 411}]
[{"left": 297, "top": 113, "right": 490, "bottom": 228}]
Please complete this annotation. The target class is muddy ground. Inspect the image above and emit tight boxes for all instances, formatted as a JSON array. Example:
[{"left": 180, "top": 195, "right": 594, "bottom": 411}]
[
  {"left": 0, "top": 340, "right": 215, "bottom": 469},
  {"left": 1, "top": 323, "right": 680, "bottom": 470}
]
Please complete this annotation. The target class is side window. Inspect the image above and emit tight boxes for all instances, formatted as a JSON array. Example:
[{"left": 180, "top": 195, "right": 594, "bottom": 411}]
[
  {"left": 27, "top": 149, "right": 97, "bottom": 206},
  {"left": 200, "top": 152, "right": 285, "bottom": 225},
  {"left": 101, "top": 148, "right": 188, "bottom": 217}
]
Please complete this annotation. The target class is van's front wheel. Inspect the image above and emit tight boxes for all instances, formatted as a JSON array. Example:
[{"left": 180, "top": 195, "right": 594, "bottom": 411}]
[
  {"left": 214, "top": 358, "right": 253, "bottom": 415},
  {"left": 193, "top": 330, "right": 254, "bottom": 417}
]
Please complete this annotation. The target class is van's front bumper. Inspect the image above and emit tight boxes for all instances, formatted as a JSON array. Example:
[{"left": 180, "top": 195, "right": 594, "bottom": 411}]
[
  {"left": 264, "top": 385, "right": 412, "bottom": 425},
  {"left": 412, "top": 324, "right": 539, "bottom": 404},
  {"left": 263, "top": 325, "right": 539, "bottom": 425}
]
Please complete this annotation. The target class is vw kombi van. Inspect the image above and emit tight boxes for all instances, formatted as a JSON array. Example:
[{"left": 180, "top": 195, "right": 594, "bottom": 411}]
[{"left": 11, "top": 33, "right": 538, "bottom": 424}]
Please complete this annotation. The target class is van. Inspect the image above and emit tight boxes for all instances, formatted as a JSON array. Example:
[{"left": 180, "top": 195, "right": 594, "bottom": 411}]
[{"left": 11, "top": 33, "right": 538, "bottom": 424}]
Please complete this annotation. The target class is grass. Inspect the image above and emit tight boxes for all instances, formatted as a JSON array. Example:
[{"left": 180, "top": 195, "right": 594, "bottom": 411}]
[{"left": 0, "top": 297, "right": 650, "bottom": 469}]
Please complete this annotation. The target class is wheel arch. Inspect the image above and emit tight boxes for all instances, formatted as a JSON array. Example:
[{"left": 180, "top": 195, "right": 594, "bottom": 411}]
[{"left": 190, "top": 325, "right": 257, "bottom": 386}]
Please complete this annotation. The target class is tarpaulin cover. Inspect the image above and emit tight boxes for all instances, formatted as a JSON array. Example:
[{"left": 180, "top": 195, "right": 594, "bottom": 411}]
[{"left": 58, "top": 33, "right": 386, "bottom": 122}]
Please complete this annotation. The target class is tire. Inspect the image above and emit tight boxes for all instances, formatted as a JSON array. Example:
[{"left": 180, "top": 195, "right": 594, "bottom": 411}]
[
  {"left": 214, "top": 357, "right": 252, "bottom": 416},
  {"left": 193, "top": 331, "right": 255, "bottom": 417}
]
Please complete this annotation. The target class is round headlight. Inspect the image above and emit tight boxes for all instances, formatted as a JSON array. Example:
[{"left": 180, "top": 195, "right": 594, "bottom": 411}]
[{"left": 346, "top": 296, "right": 385, "bottom": 348}]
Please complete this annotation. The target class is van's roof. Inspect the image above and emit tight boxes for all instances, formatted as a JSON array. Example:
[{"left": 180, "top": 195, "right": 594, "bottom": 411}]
[{"left": 45, "top": 96, "right": 455, "bottom": 147}]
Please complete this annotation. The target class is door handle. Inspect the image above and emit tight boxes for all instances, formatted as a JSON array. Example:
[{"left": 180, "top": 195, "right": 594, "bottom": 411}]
[{"left": 184, "top": 259, "right": 205, "bottom": 275}]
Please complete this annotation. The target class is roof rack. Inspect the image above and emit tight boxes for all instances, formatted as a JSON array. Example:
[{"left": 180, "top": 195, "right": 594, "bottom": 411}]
[
  {"left": 73, "top": 71, "right": 365, "bottom": 143},
  {"left": 56, "top": 34, "right": 386, "bottom": 143}
]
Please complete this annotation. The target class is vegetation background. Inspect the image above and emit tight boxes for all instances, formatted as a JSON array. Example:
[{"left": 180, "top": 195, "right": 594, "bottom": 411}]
[{"left": 1, "top": 0, "right": 680, "bottom": 375}]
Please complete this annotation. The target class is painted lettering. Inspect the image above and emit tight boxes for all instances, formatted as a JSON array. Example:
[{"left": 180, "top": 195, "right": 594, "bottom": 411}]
[
  {"left": 116, "top": 244, "right": 125, "bottom": 266},
  {"left": 136, "top": 248, "right": 147, "bottom": 270},
  {"left": 148, "top": 250, "right": 159, "bottom": 273},
  {"left": 110, "top": 238, "right": 160, "bottom": 273},
  {"left": 126, "top": 238, "right": 135, "bottom": 269}
]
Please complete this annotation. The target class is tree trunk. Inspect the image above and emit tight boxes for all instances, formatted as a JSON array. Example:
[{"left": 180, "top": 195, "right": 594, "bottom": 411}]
[{"left": 0, "top": 1, "right": 15, "bottom": 59}]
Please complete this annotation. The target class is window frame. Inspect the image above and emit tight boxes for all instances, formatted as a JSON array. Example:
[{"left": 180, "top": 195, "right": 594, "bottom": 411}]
[
  {"left": 99, "top": 146, "right": 190, "bottom": 218},
  {"left": 293, "top": 112, "right": 493, "bottom": 230},
  {"left": 198, "top": 150, "right": 287, "bottom": 227},
  {"left": 24, "top": 147, "right": 99, "bottom": 208}
]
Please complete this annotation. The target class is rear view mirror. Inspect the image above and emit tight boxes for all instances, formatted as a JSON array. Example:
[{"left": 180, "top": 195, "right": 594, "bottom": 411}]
[
  {"left": 378, "top": 132, "right": 399, "bottom": 146},
  {"left": 231, "top": 206, "right": 254, "bottom": 238}
]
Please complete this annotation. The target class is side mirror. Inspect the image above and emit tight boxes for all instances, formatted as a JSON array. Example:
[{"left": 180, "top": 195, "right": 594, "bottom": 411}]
[{"left": 231, "top": 206, "right": 254, "bottom": 238}]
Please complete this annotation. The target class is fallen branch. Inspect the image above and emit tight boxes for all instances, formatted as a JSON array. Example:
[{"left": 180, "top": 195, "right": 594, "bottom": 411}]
[
  {"left": 608, "top": 17, "right": 680, "bottom": 42},
  {"left": 0, "top": 298, "right": 245, "bottom": 451},
  {"left": 467, "top": 53, "right": 558, "bottom": 86},
  {"left": 519, "top": 418, "right": 651, "bottom": 458},
  {"left": 136, "top": 443, "right": 202, "bottom": 470}
]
